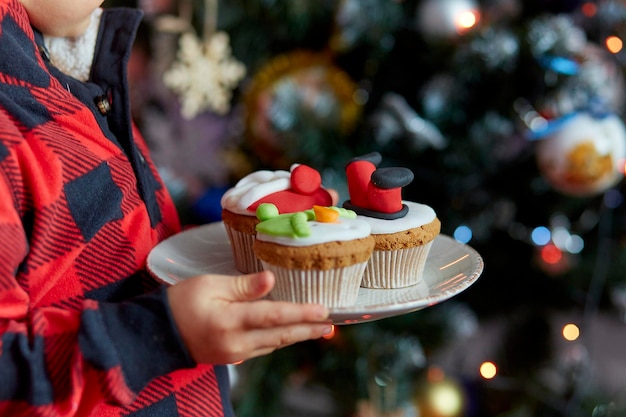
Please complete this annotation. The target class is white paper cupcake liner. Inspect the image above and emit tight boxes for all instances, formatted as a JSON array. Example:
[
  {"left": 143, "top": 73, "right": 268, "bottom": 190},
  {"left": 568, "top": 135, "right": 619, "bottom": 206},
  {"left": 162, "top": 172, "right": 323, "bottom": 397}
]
[
  {"left": 224, "top": 225, "right": 263, "bottom": 274},
  {"left": 261, "top": 261, "right": 368, "bottom": 307},
  {"left": 361, "top": 241, "right": 434, "bottom": 288}
]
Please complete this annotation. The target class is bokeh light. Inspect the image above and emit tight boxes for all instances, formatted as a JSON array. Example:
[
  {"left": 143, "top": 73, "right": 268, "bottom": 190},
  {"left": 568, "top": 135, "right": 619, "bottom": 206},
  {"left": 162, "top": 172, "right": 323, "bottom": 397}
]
[
  {"left": 541, "top": 243, "right": 562, "bottom": 264},
  {"left": 581, "top": 2, "right": 597, "bottom": 17},
  {"left": 606, "top": 36, "right": 623, "bottom": 54},
  {"left": 562, "top": 323, "right": 580, "bottom": 341},
  {"left": 480, "top": 361, "right": 497, "bottom": 379},
  {"left": 456, "top": 10, "right": 479, "bottom": 32},
  {"left": 565, "top": 235, "right": 584, "bottom": 254},
  {"left": 453, "top": 225, "right": 473, "bottom": 243},
  {"left": 531, "top": 226, "right": 551, "bottom": 246}
]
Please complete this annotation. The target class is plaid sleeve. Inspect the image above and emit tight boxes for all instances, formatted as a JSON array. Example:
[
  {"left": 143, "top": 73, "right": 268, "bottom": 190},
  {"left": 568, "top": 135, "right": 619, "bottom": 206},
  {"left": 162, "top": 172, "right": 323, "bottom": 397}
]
[
  {"left": 0, "top": 282, "right": 195, "bottom": 415},
  {"left": 0, "top": 115, "right": 195, "bottom": 415}
]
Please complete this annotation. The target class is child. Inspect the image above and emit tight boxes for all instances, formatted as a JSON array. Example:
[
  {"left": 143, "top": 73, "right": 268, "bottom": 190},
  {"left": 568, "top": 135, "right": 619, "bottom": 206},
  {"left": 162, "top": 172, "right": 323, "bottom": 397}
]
[{"left": 0, "top": 0, "right": 332, "bottom": 415}]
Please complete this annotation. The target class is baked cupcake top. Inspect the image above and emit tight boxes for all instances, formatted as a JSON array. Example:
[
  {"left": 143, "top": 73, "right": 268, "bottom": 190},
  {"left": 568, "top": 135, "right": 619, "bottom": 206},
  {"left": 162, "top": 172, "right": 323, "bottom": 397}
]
[
  {"left": 221, "top": 164, "right": 333, "bottom": 215},
  {"left": 255, "top": 203, "right": 371, "bottom": 247}
]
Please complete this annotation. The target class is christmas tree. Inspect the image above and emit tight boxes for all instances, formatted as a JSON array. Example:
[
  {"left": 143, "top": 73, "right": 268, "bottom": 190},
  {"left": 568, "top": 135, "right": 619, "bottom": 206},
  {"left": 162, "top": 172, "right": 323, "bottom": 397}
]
[{"left": 109, "top": 0, "right": 626, "bottom": 415}]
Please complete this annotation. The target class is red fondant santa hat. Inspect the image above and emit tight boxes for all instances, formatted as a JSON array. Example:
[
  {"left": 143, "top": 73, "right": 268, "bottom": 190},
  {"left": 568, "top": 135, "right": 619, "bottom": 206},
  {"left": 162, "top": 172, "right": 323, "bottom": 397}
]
[{"left": 248, "top": 164, "right": 334, "bottom": 213}]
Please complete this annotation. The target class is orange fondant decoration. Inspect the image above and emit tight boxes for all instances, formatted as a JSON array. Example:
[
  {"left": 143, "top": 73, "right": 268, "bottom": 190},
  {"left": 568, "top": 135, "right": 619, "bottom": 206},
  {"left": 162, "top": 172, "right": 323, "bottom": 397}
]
[{"left": 313, "top": 205, "right": 340, "bottom": 222}]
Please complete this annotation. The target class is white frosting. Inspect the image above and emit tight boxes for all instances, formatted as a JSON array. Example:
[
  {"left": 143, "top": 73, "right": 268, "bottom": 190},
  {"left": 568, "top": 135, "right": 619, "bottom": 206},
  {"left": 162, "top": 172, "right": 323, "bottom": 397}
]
[
  {"left": 221, "top": 169, "right": 292, "bottom": 215},
  {"left": 256, "top": 217, "right": 372, "bottom": 247},
  {"left": 358, "top": 201, "right": 436, "bottom": 234}
]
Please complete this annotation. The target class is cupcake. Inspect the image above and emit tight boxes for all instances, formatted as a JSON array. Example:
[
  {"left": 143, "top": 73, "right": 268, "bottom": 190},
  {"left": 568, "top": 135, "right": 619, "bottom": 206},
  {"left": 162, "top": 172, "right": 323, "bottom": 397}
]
[
  {"left": 343, "top": 152, "right": 441, "bottom": 288},
  {"left": 221, "top": 164, "right": 334, "bottom": 273},
  {"left": 253, "top": 203, "right": 375, "bottom": 307}
]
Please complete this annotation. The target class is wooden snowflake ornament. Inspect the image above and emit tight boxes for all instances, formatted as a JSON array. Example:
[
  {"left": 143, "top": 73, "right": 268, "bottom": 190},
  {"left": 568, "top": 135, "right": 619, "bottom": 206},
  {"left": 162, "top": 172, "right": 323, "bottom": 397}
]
[{"left": 163, "top": 31, "right": 246, "bottom": 119}]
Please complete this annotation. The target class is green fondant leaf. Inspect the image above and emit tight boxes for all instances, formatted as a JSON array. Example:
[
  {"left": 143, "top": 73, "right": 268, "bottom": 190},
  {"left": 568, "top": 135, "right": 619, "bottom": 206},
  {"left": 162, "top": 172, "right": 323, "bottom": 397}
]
[
  {"left": 333, "top": 207, "right": 356, "bottom": 219},
  {"left": 291, "top": 211, "right": 312, "bottom": 237},
  {"left": 255, "top": 206, "right": 349, "bottom": 238},
  {"left": 256, "top": 213, "right": 299, "bottom": 237}
]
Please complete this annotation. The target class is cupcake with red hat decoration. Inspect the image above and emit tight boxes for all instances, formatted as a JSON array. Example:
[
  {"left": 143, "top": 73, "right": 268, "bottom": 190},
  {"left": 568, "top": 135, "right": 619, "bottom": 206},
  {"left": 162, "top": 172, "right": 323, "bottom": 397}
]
[
  {"left": 343, "top": 152, "right": 441, "bottom": 288},
  {"left": 221, "top": 164, "right": 334, "bottom": 273}
]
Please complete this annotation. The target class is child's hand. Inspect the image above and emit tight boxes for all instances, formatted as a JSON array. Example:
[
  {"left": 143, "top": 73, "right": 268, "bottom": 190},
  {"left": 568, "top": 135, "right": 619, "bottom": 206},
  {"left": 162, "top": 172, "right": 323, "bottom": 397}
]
[{"left": 167, "top": 271, "right": 332, "bottom": 365}]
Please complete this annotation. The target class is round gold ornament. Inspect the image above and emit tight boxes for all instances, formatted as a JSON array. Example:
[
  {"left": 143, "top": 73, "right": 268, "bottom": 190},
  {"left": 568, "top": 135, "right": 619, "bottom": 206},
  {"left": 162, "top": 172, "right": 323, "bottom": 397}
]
[
  {"left": 243, "top": 50, "right": 362, "bottom": 169},
  {"left": 413, "top": 374, "right": 466, "bottom": 417}
]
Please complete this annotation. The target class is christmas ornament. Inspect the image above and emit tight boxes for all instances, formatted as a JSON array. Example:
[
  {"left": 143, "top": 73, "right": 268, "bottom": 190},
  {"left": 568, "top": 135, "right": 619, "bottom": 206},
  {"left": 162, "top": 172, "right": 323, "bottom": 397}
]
[
  {"left": 162, "top": 0, "right": 246, "bottom": 119},
  {"left": 413, "top": 371, "right": 466, "bottom": 417},
  {"left": 243, "top": 51, "right": 361, "bottom": 168},
  {"left": 535, "top": 112, "right": 626, "bottom": 196},
  {"left": 416, "top": 0, "right": 480, "bottom": 40}
]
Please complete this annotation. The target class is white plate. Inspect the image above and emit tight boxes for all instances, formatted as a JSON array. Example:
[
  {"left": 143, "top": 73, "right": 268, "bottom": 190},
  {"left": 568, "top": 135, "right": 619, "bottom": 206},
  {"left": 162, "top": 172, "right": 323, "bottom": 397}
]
[{"left": 147, "top": 222, "right": 484, "bottom": 325}]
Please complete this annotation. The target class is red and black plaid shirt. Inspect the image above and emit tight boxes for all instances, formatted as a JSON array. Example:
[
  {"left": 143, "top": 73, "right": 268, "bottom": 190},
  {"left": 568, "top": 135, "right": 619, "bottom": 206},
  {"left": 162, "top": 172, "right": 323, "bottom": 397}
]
[{"left": 0, "top": 1, "right": 233, "bottom": 415}]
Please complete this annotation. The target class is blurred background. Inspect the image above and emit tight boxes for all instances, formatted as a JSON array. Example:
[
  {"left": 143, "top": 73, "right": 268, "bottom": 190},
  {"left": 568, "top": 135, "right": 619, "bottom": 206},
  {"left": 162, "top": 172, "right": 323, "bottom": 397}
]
[{"left": 105, "top": 0, "right": 626, "bottom": 415}]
